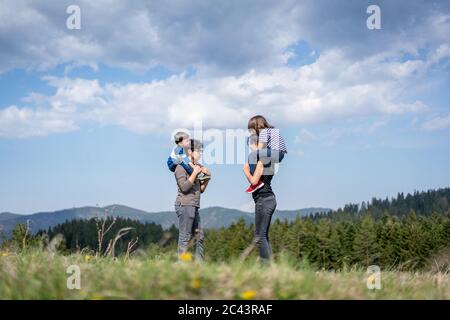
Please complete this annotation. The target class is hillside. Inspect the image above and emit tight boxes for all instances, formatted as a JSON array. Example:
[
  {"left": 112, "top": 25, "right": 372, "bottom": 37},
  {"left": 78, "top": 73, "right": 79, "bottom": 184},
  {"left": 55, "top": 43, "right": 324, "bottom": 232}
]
[{"left": 0, "top": 205, "right": 329, "bottom": 237}]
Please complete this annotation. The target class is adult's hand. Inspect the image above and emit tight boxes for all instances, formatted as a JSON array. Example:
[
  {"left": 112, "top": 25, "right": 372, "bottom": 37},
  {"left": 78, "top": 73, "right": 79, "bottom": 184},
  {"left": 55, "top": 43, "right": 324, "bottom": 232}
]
[
  {"left": 201, "top": 167, "right": 211, "bottom": 176},
  {"left": 188, "top": 165, "right": 203, "bottom": 185},
  {"left": 192, "top": 165, "right": 203, "bottom": 175},
  {"left": 243, "top": 161, "right": 263, "bottom": 185}
]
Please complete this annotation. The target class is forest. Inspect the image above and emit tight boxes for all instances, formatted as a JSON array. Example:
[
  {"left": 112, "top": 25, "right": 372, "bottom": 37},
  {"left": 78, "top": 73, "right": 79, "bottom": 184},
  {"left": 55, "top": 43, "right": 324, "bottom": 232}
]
[{"left": 4, "top": 188, "right": 450, "bottom": 271}]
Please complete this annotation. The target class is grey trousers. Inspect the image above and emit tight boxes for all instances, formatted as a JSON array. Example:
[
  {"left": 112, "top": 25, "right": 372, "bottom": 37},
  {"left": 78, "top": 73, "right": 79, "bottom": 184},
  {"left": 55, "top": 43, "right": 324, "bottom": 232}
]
[
  {"left": 254, "top": 194, "right": 277, "bottom": 261},
  {"left": 175, "top": 204, "right": 204, "bottom": 261}
]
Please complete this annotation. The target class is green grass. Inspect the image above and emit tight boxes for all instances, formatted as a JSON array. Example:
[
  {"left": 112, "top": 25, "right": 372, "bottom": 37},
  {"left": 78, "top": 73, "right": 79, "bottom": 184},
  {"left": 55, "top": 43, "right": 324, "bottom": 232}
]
[{"left": 0, "top": 249, "right": 449, "bottom": 300}]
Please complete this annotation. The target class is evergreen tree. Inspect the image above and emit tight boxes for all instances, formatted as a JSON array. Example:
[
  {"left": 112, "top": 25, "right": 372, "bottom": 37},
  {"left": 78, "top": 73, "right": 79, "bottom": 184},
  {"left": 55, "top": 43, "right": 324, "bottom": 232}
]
[{"left": 352, "top": 215, "right": 379, "bottom": 266}]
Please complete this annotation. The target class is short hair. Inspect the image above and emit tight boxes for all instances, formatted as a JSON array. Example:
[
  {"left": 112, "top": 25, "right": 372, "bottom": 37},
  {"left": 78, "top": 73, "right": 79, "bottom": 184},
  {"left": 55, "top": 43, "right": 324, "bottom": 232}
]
[
  {"left": 174, "top": 131, "right": 190, "bottom": 144},
  {"left": 183, "top": 139, "right": 203, "bottom": 154}
]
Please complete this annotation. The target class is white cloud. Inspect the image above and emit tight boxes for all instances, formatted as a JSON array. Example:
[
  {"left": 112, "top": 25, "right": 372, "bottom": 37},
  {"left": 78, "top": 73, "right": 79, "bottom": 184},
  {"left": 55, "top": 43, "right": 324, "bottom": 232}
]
[
  {"left": 0, "top": 0, "right": 298, "bottom": 74},
  {"left": 422, "top": 115, "right": 450, "bottom": 131},
  {"left": 1, "top": 1, "right": 449, "bottom": 75},
  {"left": 0, "top": 105, "right": 78, "bottom": 138},
  {"left": 294, "top": 129, "right": 316, "bottom": 144},
  {"left": 1, "top": 47, "right": 442, "bottom": 138},
  {"left": 1, "top": 1, "right": 449, "bottom": 140}
]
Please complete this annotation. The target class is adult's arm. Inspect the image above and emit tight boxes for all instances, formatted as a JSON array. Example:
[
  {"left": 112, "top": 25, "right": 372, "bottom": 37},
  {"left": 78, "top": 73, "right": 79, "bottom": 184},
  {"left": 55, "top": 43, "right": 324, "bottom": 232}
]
[
  {"left": 200, "top": 179, "right": 210, "bottom": 193},
  {"left": 175, "top": 167, "right": 199, "bottom": 194},
  {"left": 243, "top": 161, "right": 264, "bottom": 185}
]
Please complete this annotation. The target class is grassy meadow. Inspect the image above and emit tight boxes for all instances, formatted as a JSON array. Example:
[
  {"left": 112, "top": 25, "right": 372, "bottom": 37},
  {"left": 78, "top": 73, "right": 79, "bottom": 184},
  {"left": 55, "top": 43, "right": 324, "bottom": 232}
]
[{"left": 0, "top": 249, "right": 449, "bottom": 300}]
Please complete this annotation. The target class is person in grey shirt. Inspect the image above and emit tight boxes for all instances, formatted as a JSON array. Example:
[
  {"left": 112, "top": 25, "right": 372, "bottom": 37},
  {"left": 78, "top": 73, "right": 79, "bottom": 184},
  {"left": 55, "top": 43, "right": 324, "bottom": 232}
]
[{"left": 174, "top": 139, "right": 210, "bottom": 261}]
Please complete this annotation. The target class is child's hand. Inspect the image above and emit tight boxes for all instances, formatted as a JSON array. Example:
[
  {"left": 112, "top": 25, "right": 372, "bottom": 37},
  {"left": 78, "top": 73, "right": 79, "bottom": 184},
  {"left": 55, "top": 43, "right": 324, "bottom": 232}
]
[{"left": 201, "top": 167, "right": 210, "bottom": 175}]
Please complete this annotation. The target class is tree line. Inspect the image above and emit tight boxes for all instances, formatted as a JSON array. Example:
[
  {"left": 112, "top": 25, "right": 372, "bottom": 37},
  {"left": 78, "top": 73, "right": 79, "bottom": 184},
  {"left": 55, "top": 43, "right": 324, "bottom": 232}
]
[
  {"left": 42, "top": 217, "right": 179, "bottom": 255},
  {"left": 3, "top": 188, "right": 450, "bottom": 270},
  {"left": 205, "top": 188, "right": 450, "bottom": 270},
  {"left": 205, "top": 211, "right": 450, "bottom": 270},
  {"left": 206, "top": 188, "right": 450, "bottom": 270}
]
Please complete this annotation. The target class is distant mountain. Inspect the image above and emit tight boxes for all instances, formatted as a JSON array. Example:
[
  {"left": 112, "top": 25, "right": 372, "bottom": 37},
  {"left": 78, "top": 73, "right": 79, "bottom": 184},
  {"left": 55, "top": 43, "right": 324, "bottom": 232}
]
[
  {"left": 0, "top": 205, "right": 330, "bottom": 237},
  {"left": 0, "top": 212, "right": 21, "bottom": 222}
]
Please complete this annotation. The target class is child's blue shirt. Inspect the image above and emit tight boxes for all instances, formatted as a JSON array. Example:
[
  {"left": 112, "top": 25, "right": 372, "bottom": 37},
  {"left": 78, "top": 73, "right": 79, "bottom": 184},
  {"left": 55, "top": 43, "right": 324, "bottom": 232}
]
[{"left": 167, "top": 146, "right": 193, "bottom": 174}]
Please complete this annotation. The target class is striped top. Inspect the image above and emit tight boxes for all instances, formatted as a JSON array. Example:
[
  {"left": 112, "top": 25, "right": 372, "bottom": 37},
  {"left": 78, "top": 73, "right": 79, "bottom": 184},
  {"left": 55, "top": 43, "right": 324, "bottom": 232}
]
[{"left": 259, "top": 128, "right": 287, "bottom": 153}]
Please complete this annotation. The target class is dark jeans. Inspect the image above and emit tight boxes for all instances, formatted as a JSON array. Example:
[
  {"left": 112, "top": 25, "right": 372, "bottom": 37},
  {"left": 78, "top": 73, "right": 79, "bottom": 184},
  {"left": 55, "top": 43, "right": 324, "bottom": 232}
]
[
  {"left": 254, "top": 194, "right": 277, "bottom": 261},
  {"left": 248, "top": 149, "right": 285, "bottom": 176},
  {"left": 175, "top": 204, "right": 204, "bottom": 261}
]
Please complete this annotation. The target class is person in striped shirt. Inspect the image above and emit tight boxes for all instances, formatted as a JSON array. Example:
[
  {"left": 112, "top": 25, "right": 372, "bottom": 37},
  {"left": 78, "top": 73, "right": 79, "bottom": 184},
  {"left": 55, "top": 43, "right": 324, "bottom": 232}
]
[{"left": 245, "top": 115, "right": 287, "bottom": 193}]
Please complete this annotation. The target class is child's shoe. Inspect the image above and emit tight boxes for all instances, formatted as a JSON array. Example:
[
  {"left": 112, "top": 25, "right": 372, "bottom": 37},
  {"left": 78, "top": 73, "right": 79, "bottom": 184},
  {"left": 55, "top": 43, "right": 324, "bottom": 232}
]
[
  {"left": 245, "top": 180, "right": 264, "bottom": 193},
  {"left": 197, "top": 172, "right": 211, "bottom": 182}
]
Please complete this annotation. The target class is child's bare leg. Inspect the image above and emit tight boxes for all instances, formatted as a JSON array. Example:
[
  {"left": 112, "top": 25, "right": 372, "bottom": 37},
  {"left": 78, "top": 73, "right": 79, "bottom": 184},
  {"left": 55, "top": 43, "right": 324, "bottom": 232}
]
[{"left": 248, "top": 150, "right": 259, "bottom": 176}]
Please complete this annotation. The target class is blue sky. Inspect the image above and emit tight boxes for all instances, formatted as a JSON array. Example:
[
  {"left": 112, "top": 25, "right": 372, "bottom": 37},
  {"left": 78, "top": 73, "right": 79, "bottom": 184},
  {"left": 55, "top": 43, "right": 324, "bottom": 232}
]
[{"left": 1, "top": 0, "right": 450, "bottom": 214}]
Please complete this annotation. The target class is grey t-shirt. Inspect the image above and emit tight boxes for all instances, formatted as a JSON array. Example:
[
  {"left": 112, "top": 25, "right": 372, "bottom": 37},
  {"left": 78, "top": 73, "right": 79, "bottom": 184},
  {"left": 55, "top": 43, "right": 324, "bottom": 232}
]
[{"left": 174, "top": 165, "right": 201, "bottom": 207}]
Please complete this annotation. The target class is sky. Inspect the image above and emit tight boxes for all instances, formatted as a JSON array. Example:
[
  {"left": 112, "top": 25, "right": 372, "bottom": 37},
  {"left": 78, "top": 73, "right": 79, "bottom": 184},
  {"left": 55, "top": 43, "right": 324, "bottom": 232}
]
[{"left": 1, "top": 0, "right": 450, "bottom": 214}]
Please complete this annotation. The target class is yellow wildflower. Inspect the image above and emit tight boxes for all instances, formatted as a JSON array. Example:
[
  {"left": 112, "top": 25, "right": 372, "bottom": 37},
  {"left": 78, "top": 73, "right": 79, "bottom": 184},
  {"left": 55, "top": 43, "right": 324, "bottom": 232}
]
[
  {"left": 241, "top": 290, "right": 256, "bottom": 300},
  {"left": 85, "top": 255, "right": 92, "bottom": 262},
  {"left": 191, "top": 278, "right": 202, "bottom": 289},
  {"left": 180, "top": 252, "right": 193, "bottom": 262}
]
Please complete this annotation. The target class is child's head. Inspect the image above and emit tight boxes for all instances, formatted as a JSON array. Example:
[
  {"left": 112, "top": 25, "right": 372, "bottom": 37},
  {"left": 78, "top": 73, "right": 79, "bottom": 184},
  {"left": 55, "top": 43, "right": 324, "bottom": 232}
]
[
  {"left": 184, "top": 139, "right": 203, "bottom": 163},
  {"left": 174, "top": 131, "right": 190, "bottom": 148},
  {"left": 248, "top": 115, "right": 273, "bottom": 135}
]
